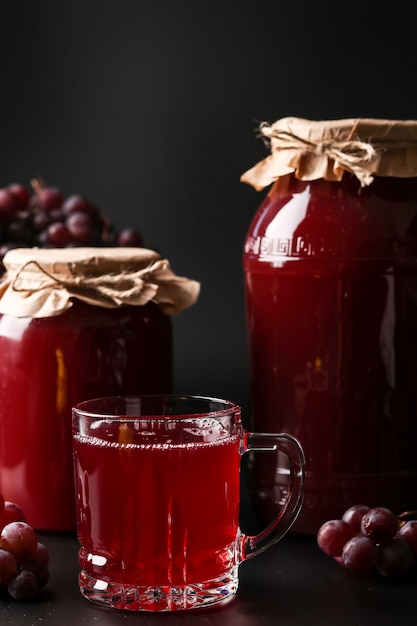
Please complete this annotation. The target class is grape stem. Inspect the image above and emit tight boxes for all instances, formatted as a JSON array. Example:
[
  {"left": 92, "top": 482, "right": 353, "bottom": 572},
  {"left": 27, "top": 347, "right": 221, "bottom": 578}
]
[
  {"left": 30, "top": 178, "right": 45, "bottom": 194},
  {"left": 398, "top": 511, "right": 417, "bottom": 527}
]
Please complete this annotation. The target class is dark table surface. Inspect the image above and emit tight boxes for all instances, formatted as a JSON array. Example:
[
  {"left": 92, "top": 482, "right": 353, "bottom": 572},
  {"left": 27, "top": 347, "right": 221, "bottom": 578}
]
[{"left": 2, "top": 528, "right": 417, "bottom": 626}]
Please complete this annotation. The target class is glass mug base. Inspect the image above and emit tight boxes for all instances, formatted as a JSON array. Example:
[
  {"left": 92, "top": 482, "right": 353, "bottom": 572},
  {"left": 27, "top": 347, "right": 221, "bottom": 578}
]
[{"left": 78, "top": 567, "right": 239, "bottom": 612}]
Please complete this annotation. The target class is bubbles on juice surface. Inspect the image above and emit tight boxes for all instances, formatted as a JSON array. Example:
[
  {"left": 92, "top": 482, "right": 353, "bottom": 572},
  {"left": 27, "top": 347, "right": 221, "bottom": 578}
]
[
  {"left": 76, "top": 416, "right": 233, "bottom": 448},
  {"left": 183, "top": 418, "right": 229, "bottom": 442}
]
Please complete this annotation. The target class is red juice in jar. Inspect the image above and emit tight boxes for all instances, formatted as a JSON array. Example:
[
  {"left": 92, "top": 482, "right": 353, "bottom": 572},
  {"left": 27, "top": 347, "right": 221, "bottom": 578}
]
[
  {"left": 241, "top": 118, "right": 417, "bottom": 534},
  {"left": 0, "top": 247, "right": 200, "bottom": 531},
  {"left": 0, "top": 300, "right": 172, "bottom": 531},
  {"left": 73, "top": 428, "right": 241, "bottom": 587}
]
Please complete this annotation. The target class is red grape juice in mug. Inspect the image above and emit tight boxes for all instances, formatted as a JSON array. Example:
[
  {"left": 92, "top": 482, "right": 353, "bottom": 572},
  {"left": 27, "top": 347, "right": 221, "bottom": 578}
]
[{"left": 72, "top": 395, "right": 305, "bottom": 612}]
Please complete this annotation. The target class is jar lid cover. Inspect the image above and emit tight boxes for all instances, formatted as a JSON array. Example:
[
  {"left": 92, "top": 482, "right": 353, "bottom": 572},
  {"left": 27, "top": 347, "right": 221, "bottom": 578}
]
[
  {"left": 0, "top": 247, "right": 201, "bottom": 318},
  {"left": 241, "top": 117, "right": 417, "bottom": 189}
]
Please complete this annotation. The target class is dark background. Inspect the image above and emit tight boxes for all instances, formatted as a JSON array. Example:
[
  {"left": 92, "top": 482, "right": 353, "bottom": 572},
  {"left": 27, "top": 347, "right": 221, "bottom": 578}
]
[{"left": 1, "top": 0, "right": 416, "bottom": 420}]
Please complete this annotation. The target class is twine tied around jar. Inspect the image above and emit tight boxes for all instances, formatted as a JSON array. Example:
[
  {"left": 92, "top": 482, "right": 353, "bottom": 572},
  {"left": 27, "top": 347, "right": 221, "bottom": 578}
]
[
  {"left": 241, "top": 117, "right": 417, "bottom": 190},
  {"left": 10, "top": 259, "right": 164, "bottom": 306},
  {"left": 258, "top": 122, "right": 378, "bottom": 186},
  {"left": 0, "top": 247, "right": 201, "bottom": 318}
]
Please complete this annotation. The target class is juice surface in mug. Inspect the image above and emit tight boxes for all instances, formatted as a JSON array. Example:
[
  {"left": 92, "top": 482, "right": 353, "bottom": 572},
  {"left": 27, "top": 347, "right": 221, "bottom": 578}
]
[{"left": 73, "top": 423, "right": 241, "bottom": 587}]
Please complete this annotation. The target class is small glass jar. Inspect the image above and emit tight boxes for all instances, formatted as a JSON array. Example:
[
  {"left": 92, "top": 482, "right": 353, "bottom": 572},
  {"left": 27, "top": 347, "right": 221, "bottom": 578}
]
[
  {"left": 242, "top": 117, "right": 417, "bottom": 534},
  {"left": 0, "top": 247, "right": 200, "bottom": 531}
]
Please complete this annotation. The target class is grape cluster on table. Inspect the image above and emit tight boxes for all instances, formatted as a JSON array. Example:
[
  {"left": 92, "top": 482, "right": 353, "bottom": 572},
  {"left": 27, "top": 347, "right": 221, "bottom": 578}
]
[
  {"left": 0, "top": 180, "right": 144, "bottom": 273},
  {"left": 0, "top": 494, "right": 49, "bottom": 600},
  {"left": 317, "top": 504, "right": 417, "bottom": 577}
]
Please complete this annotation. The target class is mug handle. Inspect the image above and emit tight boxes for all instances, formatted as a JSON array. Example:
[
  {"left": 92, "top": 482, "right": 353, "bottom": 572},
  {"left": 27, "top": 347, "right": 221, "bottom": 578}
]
[{"left": 240, "top": 432, "right": 306, "bottom": 560}]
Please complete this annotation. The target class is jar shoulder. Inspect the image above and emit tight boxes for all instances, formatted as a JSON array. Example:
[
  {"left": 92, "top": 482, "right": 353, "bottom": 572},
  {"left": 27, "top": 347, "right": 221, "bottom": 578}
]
[
  {"left": 0, "top": 300, "right": 171, "bottom": 338},
  {"left": 244, "top": 175, "right": 417, "bottom": 263}
]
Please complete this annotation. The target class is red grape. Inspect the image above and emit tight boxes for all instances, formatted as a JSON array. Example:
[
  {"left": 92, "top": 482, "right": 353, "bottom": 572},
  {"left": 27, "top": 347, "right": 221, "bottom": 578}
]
[
  {"left": 0, "top": 501, "right": 26, "bottom": 531},
  {"left": 317, "top": 503, "right": 417, "bottom": 579},
  {"left": 32, "top": 542, "right": 49, "bottom": 567},
  {"left": 397, "top": 520, "right": 417, "bottom": 555},
  {"left": 377, "top": 538, "right": 415, "bottom": 577},
  {"left": 0, "top": 521, "right": 38, "bottom": 562},
  {"left": 31, "top": 211, "right": 51, "bottom": 231},
  {"left": 0, "top": 495, "right": 50, "bottom": 599},
  {"left": 0, "top": 188, "right": 21, "bottom": 218},
  {"left": 341, "top": 535, "right": 378, "bottom": 572},
  {"left": 0, "top": 179, "right": 148, "bottom": 276},
  {"left": 19, "top": 559, "right": 50, "bottom": 589},
  {"left": 361, "top": 507, "right": 398, "bottom": 546},
  {"left": 35, "top": 186, "right": 63, "bottom": 212},
  {"left": 7, "top": 184, "right": 30, "bottom": 209},
  {"left": 317, "top": 519, "right": 354, "bottom": 557},
  {"left": 66, "top": 211, "right": 94, "bottom": 243},
  {"left": 48, "top": 208, "right": 65, "bottom": 223},
  {"left": 0, "top": 548, "right": 18, "bottom": 586},
  {"left": 117, "top": 227, "right": 143, "bottom": 247},
  {"left": 46, "top": 222, "right": 72, "bottom": 246},
  {"left": 8, "top": 569, "right": 40, "bottom": 600},
  {"left": 63, "top": 194, "right": 97, "bottom": 217},
  {"left": 342, "top": 504, "right": 370, "bottom": 534}
]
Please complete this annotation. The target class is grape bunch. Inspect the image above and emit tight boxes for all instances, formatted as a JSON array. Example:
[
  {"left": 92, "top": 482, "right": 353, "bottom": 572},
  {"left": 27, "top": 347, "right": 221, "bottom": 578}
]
[
  {"left": 0, "top": 179, "right": 144, "bottom": 273},
  {"left": 317, "top": 504, "right": 417, "bottom": 577},
  {"left": 0, "top": 494, "right": 50, "bottom": 600}
]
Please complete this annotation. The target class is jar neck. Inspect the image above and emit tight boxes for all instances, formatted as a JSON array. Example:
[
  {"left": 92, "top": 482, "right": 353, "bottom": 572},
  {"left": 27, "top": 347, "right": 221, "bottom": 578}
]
[{"left": 268, "top": 173, "right": 417, "bottom": 202}]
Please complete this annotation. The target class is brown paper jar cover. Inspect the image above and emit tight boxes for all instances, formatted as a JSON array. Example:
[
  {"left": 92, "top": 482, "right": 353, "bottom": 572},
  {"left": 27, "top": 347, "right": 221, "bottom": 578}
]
[
  {"left": 241, "top": 117, "right": 417, "bottom": 190},
  {"left": 0, "top": 246, "right": 201, "bottom": 318}
]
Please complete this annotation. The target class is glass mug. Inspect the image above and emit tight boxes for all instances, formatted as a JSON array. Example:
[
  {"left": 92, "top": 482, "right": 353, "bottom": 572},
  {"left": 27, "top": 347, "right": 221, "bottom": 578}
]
[{"left": 72, "top": 395, "right": 305, "bottom": 612}]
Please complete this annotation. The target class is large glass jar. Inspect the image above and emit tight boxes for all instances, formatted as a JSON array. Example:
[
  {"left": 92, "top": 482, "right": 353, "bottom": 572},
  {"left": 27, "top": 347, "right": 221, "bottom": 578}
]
[
  {"left": 242, "top": 117, "right": 417, "bottom": 534},
  {"left": 0, "top": 247, "right": 200, "bottom": 531}
]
